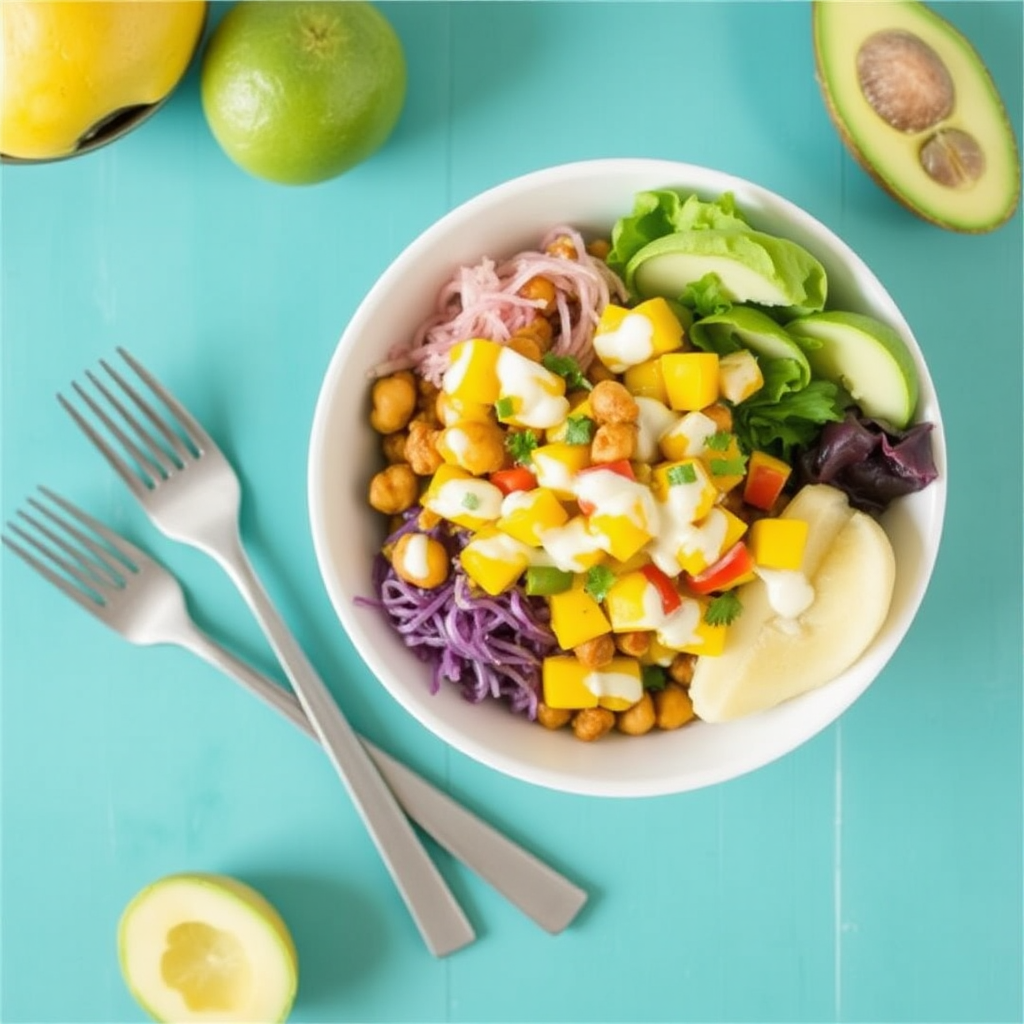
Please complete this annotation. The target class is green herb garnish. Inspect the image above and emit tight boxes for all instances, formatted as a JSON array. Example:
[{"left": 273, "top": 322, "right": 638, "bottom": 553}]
[
  {"left": 667, "top": 463, "right": 698, "bottom": 486},
  {"left": 641, "top": 665, "right": 668, "bottom": 692},
  {"left": 710, "top": 456, "right": 748, "bottom": 477},
  {"left": 704, "top": 430, "right": 733, "bottom": 452},
  {"left": 461, "top": 492, "right": 481, "bottom": 511},
  {"left": 563, "top": 415, "right": 595, "bottom": 445},
  {"left": 705, "top": 591, "right": 743, "bottom": 626},
  {"left": 542, "top": 353, "right": 592, "bottom": 391},
  {"left": 505, "top": 429, "right": 538, "bottom": 465},
  {"left": 584, "top": 564, "right": 616, "bottom": 603},
  {"left": 495, "top": 396, "right": 515, "bottom": 421}
]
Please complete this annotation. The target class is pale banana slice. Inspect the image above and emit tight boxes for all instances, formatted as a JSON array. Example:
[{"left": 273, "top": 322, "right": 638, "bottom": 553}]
[{"left": 690, "top": 484, "right": 895, "bottom": 722}]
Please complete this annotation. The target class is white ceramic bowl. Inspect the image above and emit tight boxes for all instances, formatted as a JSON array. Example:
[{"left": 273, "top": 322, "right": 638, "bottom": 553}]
[{"left": 308, "top": 159, "right": 946, "bottom": 798}]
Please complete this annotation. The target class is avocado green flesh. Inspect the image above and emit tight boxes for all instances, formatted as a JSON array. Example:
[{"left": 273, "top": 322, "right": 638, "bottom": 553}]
[
  {"left": 786, "top": 311, "right": 919, "bottom": 428},
  {"left": 813, "top": 0, "right": 1020, "bottom": 232}
]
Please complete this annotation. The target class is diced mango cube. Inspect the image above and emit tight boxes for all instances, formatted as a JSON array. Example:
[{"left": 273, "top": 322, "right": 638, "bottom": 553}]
[
  {"left": 604, "top": 571, "right": 662, "bottom": 632},
  {"left": 593, "top": 297, "right": 683, "bottom": 373},
  {"left": 650, "top": 458, "right": 718, "bottom": 522},
  {"left": 698, "top": 432, "right": 747, "bottom": 493},
  {"left": 743, "top": 450, "right": 792, "bottom": 510},
  {"left": 656, "top": 597, "right": 727, "bottom": 656},
  {"left": 442, "top": 339, "right": 502, "bottom": 405},
  {"left": 545, "top": 397, "right": 593, "bottom": 444},
  {"left": 542, "top": 656, "right": 643, "bottom": 711},
  {"left": 459, "top": 528, "right": 531, "bottom": 596},
  {"left": 539, "top": 516, "right": 607, "bottom": 573},
  {"left": 436, "top": 391, "right": 494, "bottom": 427},
  {"left": 660, "top": 352, "right": 720, "bottom": 411},
  {"left": 422, "top": 464, "right": 503, "bottom": 530},
  {"left": 748, "top": 517, "right": 809, "bottom": 571},
  {"left": 659, "top": 410, "right": 719, "bottom": 462},
  {"left": 588, "top": 510, "right": 653, "bottom": 563},
  {"left": 497, "top": 488, "right": 569, "bottom": 546},
  {"left": 548, "top": 585, "right": 612, "bottom": 649},
  {"left": 674, "top": 506, "right": 749, "bottom": 576},
  {"left": 531, "top": 442, "right": 591, "bottom": 498},
  {"left": 495, "top": 347, "right": 569, "bottom": 429},
  {"left": 718, "top": 349, "right": 764, "bottom": 404},
  {"left": 640, "top": 635, "right": 677, "bottom": 667},
  {"left": 623, "top": 358, "right": 668, "bottom": 404}
]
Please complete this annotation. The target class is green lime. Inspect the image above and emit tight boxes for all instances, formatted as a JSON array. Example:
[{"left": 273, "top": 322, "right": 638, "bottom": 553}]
[{"left": 200, "top": 1, "right": 406, "bottom": 185}]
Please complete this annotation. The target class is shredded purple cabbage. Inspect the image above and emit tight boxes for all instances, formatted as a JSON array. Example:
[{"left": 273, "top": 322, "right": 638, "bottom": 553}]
[
  {"left": 795, "top": 410, "right": 938, "bottom": 514},
  {"left": 356, "top": 509, "right": 556, "bottom": 719}
]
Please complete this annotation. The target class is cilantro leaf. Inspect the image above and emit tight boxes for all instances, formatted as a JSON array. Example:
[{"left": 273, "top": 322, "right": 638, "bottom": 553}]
[
  {"left": 564, "top": 415, "right": 595, "bottom": 445},
  {"left": 542, "top": 353, "right": 592, "bottom": 391},
  {"left": 584, "top": 565, "right": 616, "bottom": 603},
  {"left": 704, "top": 591, "right": 743, "bottom": 626},
  {"left": 461, "top": 492, "right": 481, "bottom": 511},
  {"left": 505, "top": 429, "right": 538, "bottom": 465},
  {"left": 710, "top": 456, "right": 748, "bottom": 477},
  {"left": 704, "top": 430, "right": 733, "bottom": 452},
  {"left": 641, "top": 665, "right": 668, "bottom": 692},
  {"left": 667, "top": 463, "right": 698, "bottom": 486}
]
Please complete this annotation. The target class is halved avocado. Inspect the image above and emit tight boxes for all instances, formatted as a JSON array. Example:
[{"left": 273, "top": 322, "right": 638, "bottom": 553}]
[{"left": 813, "top": 0, "right": 1020, "bottom": 233}]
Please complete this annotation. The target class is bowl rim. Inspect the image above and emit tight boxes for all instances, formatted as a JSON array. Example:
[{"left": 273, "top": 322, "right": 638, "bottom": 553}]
[{"left": 307, "top": 157, "right": 948, "bottom": 797}]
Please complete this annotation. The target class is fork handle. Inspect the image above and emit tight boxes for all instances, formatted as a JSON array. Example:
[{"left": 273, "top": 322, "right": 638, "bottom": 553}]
[
  {"left": 208, "top": 530, "right": 475, "bottom": 957},
  {"left": 178, "top": 625, "right": 586, "bottom": 935}
]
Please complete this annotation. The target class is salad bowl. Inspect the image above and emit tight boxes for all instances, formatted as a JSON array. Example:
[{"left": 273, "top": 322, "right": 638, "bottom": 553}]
[{"left": 307, "top": 158, "right": 946, "bottom": 798}]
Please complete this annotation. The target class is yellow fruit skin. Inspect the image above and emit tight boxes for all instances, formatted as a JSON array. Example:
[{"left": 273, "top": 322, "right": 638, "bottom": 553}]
[{"left": 1, "top": 1, "right": 206, "bottom": 159}]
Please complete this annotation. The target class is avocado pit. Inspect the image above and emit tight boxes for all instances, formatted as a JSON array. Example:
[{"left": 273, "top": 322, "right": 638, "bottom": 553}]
[
  {"left": 919, "top": 128, "right": 986, "bottom": 188},
  {"left": 856, "top": 29, "right": 954, "bottom": 133}
]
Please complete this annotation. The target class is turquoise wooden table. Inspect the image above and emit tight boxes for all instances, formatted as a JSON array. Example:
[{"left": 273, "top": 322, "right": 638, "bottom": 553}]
[{"left": 2, "top": 2, "right": 1021, "bottom": 1021}]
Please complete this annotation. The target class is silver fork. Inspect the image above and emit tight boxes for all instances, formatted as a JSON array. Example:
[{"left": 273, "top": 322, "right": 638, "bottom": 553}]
[
  {"left": 59, "top": 347, "right": 475, "bottom": 957},
  {"left": 2, "top": 488, "right": 587, "bottom": 935}
]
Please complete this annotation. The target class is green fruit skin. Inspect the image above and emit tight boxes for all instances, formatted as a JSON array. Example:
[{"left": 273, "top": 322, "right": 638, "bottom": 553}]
[{"left": 200, "top": 1, "right": 407, "bottom": 185}]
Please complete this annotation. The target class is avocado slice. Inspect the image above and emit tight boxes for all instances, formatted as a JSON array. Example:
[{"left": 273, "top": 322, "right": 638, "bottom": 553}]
[
  {"left": 813, "top": 0, "right": 1020, "bottom": 233},
  {"left": 786, "top": 311, "right": 920, "bottom": 428}
]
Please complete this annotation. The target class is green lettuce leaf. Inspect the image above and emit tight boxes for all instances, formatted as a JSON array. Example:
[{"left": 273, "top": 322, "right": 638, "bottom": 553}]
[
  {"left": 733, "top": 377, "right": 845, "bottom": 460},
  {"left": 606, "top": 190, "right": 749, "bottom": 277}
]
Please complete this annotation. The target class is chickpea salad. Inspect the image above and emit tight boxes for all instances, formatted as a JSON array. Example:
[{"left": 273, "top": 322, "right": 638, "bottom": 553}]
[{"left": 362, "top": 191, "right": 937, "bottom": 742}]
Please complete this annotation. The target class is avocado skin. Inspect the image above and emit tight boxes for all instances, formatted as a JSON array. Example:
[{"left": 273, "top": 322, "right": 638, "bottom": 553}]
[{"left": 812, "top": 0, "right": 1020, "bottom": 234}]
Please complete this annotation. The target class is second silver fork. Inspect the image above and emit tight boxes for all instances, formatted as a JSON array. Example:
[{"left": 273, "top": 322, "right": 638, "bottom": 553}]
[{"left": 60, "top": 348, "right": 474, "bottom": 957}]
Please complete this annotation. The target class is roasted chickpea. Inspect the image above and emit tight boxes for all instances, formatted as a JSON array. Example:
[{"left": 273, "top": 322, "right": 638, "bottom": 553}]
[
  {"left": 391, "top": 531, "right": 450, "bottom": 589},
  {"left": 668, "top": 652, "right": 697, "bottom": 686},
  {"left": 370, "top": 372, "right": 417, "bottom": 434},
  {"left": 586, "top": 238, "right": 611, "bottom": 260},
  {"left": 518, "top": 315, "right": 554, "bottom": 347},
  {"left": 615, "top": 631, "right": 651, "bottom": 658},
  {"left": 591, "top": 422, "right": 637, "bottom": 464},
  {"left": 587, "top": 361, "right": 618, "bottom": 385},
  {"left": 439, "top": 420, "right": 506, "bottom": 476},
  {"left": 506, "top": 333, "right": 543, "bottom": 363},
  {"left": 405, "top": 419, "right": 444, "bottom": 476},
  {"left": 381, "top": 432, "right": 407, "bottom": 464},
  {"left": 545, "top": 235, "right": 578, "bottom": 261},
  {"left": 571, "top": 707, "right": 616, "bottom": 742},
  {"left": 573, "top": 634, "right": 616, "bottom": 669},
  {"left": 617, "top": 692, "right": 656, "bottom": 736},
  {"left": 519, "top": 276, "right": 557, "bottom": 314},
  {"left": 369, "top": 463, "right": 418, "bottom": 515},
  {"left": 702, "top": 403, "right": 734, "bottom": 433},
  {"left": 590, "top": 380, "right": 639, "bottom": 425},
  {"left": 654, "top": 682, "right": 695, "bottom": 730},
  {"left": 536, "top": 703, "right": 572, "bottom": 731}
]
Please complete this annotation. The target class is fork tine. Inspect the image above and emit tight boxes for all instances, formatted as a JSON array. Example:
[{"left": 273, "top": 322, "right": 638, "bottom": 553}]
[
  {"left": 100, "top": 358, "right": 194, "bottom": 464},
  {"left": 5, "top": 516, "right": 110, "bottom": 603},
  {"left": 38, "top": 486, "right": 152, "bottom": 570},
  {"left": 28, "top": 492, "right": 134, "bottom": 584},
  {"left": 1, "top": 531, "right": 100, "bottom": 614},
  {"left": 58, "top": 390, "right": 152, "bottom": 499},
  {"left": 117, "top": 347, "right": 216, "bottom": 453}
]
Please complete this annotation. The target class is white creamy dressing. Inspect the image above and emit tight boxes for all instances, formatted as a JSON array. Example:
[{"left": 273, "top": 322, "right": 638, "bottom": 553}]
[
  {"left": 496, "top": 347, "right": 569, "bottom": 428},
  {"left": 634, "top": 396, "right": 679, "bottom": 463},
  {"left": 401, "top": 533, "right": 432, "bottom": 581},
  {"left": 442, "top": 426, "right": 471, "bottom": 459},
  {"left": 467, "top": 531, "right": 533, "bottom": 565},
  {"left": 756, "top": 567, "right": 815, "bottom": 620},
  {"left": 432, "top": 478, "right": 504, "bottom": 521},
  {"left": 594, "top": 312, "right": 655, "bottom": 373},
  {"left": 655, "top": 599, "right": 704, "bottom": 649},
  {"left": 676, "top": 507, "right": 730, "bottom": 567},
  {"left": 660, "top": 410, "right": 719, "bottom": 458},
  {"left": 582, "top": 669, "right": 643, "bottom": 705},
  {"left": 531, "top": 450, "right": 577, "bottom": 496},
  {"left": 573, "top": 469, "right": 656, "bottom": 534},
  {"left": 499, "top": 490, "right": 537, "bottom": 517},
  {"left": 442, "top": 344, "right": 474, "bottom": 395},
  {"left": 718, "top": 350, "right": 763, "bottom": 404},
  {"left": 537, "top": 518, "right": 606, "bottom": 573}
]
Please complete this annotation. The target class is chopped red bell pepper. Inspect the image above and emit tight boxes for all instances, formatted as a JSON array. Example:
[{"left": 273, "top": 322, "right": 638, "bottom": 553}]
[
  {"left": 743, "top": 451, "right": 791, "bottom": 511},
  {"left": 575, "top": 459, "right": 636, "bottom": 515},
  {"left": 685, "top": 541, "right": 756, "bottom": 594},
  {"left": 489, "top": 467, "right": 537, "bottom": 495},
  {"left": 641, "top": 564, "right": 682, "bottom": 615}
]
